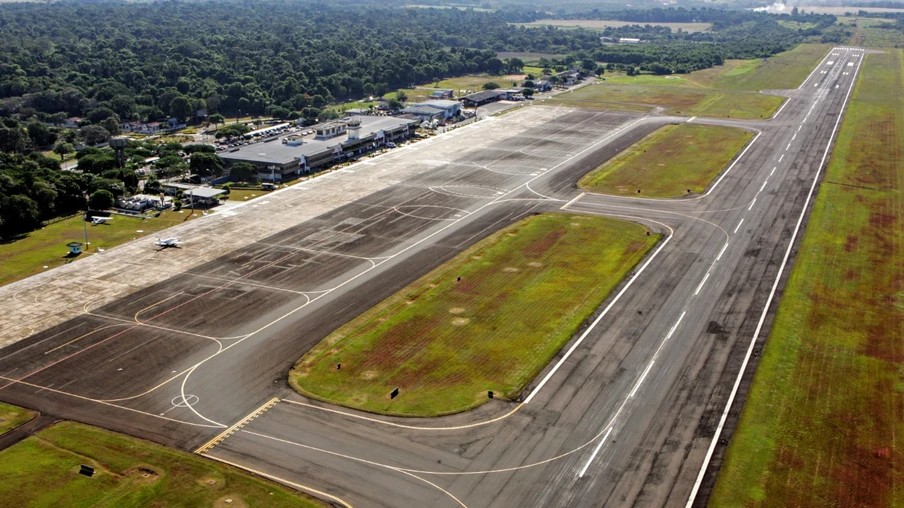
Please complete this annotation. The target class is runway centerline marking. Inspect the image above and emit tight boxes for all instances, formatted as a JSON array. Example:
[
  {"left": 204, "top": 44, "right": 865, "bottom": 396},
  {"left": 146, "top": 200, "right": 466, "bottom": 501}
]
[
  {"left": 770, "top": 166, "right": 776, "bottom": 176},
  {"left": 748, "top": 198, "right": 757, "bottom": 211},
  {"left": 629, "top": 361, "right": 655, "bottom": 398},
  {"left": 733, "top": 219, "right": 744, "bottom": 234},
  {"left": 716, "top": 243, "right": 729, "bottom": 262},
  {"left": 779, "top": 154, "right": 785, "bottom": 162},
  {"left": 578, "top": 427, "right": 613, "bottom": 478},
  {"left": 760, "top": 179, "right": 769, "bottom": 193},
  {"left": 694, "top": 273, "right": 711, "bottom": 296}
]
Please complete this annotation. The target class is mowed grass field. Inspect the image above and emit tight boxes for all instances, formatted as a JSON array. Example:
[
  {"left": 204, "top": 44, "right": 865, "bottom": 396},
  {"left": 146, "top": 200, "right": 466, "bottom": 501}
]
[
  {"left": 0, "top": 210, "right": 196, "bottom": 288},
  {"left": 550, "top": 44, "right": 830, "bottom": 118},
  {"left": 579, "top": 123, "right": 753, "bottom": 197},
  {"left": 711, "top": 49, "right": 904, "bottom": 507},
  {"left": 292, "top": 214, "right": 659, "bottom": 416},
  {"left": 515, "top": 19, "right": 713, "bottom": 33},
  {"left": 0, "top": 421, "right": 325, "bottom": 507},
  {"left": 0, "top": 402, "right": 36, "bottom": 435}
]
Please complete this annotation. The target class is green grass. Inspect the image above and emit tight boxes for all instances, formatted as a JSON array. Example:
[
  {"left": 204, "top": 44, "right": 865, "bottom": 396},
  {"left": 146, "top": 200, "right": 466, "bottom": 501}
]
[
  {"left": 0, "top": 421, "right": 325, "bottom": 507},
  {"left": 549, "top": 44, "right": 831, "bottom": 118},
  {"left": 225, "top": 188, "right": 272, "bottom": 201},
  {"left": 548, "top": 82, "right": 784, "bottom": 119},
  {"left": 846, "top": 17, "right": 904, "bottom": 48},
  {"left": 0, "top": 210, "right": 197, "bottom": 287},
  {"left": 579, "top": 123, "right": 753, "bottom": 197},
  {"left": 0, "top": 402, "right": 36, "bottom": 435},
  {"left": 291, "top": 213, "right": 659, "bottom": 416},
  {"left": 711, "top": 49, "right": 904, "bottom": 508}
]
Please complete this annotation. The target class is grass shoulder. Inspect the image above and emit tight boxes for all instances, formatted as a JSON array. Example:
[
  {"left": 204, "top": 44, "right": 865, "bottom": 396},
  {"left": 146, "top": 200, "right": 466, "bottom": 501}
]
[
  {"left": 711, "top": 49, "right": 904, "bottom": 507},
  {"left": 0, "top": 402, "right": 37, "bottom": 435},
  {"left": 291, "top": 213, "right": 659, "bottom": 417},
  {"left": 579, "top": 123, "right": 753, "bottom": 198},
  {"left": 0, "top": 209, "right": 198, "bottom": 288},
  {"left": 0, "top": 421, "right": 326, "bottom": 507}
]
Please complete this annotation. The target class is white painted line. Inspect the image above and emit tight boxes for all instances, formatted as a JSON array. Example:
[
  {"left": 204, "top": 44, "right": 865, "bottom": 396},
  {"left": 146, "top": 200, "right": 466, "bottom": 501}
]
[
  {"left": 665, "top": 311, "right": 686, "bottom": 342},
  {"left": 524, "top": 230, "right": 673, "bottom": 404},
  {"left": 760, "top": 179, "right": 768, "bottom": 192},
  {"left": 748, "top": 198, "right": 756, "bottom": 211},
  {"left": 687, "top": 116, "right": 696, "bottom": 123},
  {"left": 798, "top": 125, "right": 803, "bottom": 131},
  {"left": 703, "top": 131, "right": 761, "bottom": 198},
  {"left": 733, "top": 219, "right": 744, "bottom": 234},
  {"left": 694, "top": 273, "right": 711, "bottom": 296},
  {"left": 578, "top": 427, "right": 613, "bottom": 478},
  {"left": 779, "top": 154, "right": 785, "bottom": 162},
  {"left": 770, "top": 166, "right": 776, "bottom": 176},
  {"left": 786, "top": 142, "right": 792, "bottom": 150},
  {"left": 791, "top": 133, "right": 796, "bottom": 141},
  {"left": 771, "top": 98, "right": 790, "bottom": 119},
  {"left": 561, "top": 192, "right": 585, "bottom": 210},
  {"left": 814, "top": 83, "right": 819, "bottom": 87},
  {"left": 686, "top": 43, "right": 865, "bottom": 508},
  {"left": 716, "top": 242, "right": 729, "bottom": 261},
  {"left": 629, "top": 361, "right": 655, "bottom": 398}
]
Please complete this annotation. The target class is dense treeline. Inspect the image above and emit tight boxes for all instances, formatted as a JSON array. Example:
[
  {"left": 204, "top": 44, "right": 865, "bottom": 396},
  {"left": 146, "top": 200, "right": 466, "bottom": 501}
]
[{"left": 0, "top": 1, "right": 601, "bottom": 123}]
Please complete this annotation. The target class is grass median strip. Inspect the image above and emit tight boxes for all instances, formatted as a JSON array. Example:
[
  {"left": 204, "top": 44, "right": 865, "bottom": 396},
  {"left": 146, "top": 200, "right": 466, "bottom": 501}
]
[
  {"left": 711, "top": 49, "right": 904, "bottom": 507},
  {"left": 291, "top": 213, "right": 659, "bottom": 417},
  {"left": 0, "top": 421, "right": 325, "bottom": 507},
  {"left": 0, "top": 402, "right": 36, "bottom": 435},
  {"left": 579, "top": 123, "right": 753, "bottom": 198}
]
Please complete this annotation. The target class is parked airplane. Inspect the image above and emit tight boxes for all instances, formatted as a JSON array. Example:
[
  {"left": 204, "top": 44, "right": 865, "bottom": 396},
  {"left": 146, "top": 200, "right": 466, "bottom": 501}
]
[
  {"left": 154, "top": 237, "right": 184, "bottom": 249},
  {"left": 89, "top": 216, "right": 112, "bottom": 225}
]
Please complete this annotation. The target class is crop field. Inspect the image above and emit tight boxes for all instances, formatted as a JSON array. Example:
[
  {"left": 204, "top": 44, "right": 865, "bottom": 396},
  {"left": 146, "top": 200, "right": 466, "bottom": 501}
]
[
  {"left": 516, "top": 19, "right": 713, "bottom": 33},
  {"left": 0, "top": 421, "right": 324, "bottom": 507},
  {"left": 291, "top": 214, "right": 659, "bottom": 416},
  {"left": 711, "top": 49, "right": 904, "bottom": 507},
  {"left": 547, "top": 82, "right": 784, "bottom": 119},
  {"left": 0, "top": 210, "right": 197, "bottom": 288},
  {"left": 579, "top": 123, "right": 753, "bottom": 197},
  {"left": 0, "top": 402, "right": 36, "bottom": 435}
]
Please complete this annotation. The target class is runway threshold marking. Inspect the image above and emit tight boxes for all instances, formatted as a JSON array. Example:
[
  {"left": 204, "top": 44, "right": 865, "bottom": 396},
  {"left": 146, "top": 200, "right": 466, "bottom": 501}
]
[{"left": 194, "top": 397, "right": 280, "bottom": 454}]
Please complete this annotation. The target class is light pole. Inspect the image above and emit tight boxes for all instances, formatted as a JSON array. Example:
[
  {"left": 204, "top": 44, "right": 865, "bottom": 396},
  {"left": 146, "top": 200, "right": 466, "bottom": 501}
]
[{"left": 83, "top": 192, "right": 90, "bottom": 250}]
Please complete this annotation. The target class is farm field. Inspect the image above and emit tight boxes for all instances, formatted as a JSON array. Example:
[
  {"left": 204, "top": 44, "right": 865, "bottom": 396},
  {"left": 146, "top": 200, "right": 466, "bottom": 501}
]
[
  {"left": 579, "top": 123, "right": 753, "bottom": 197},
  {"left": 291, "top": 213, "right": 659, "bottom": 416},
  {"left": 0, "top": 210, "right": 197, "bottom": 288},
  {"left": 0, "top": 402, "right": 36, "bottom": 435},
  {"left": 711, "top": 49, "right": 904, "bottom": 507},
  {"left": 516, "top": 19, "right": 713, "bottom": 33},
  {"left": 0, "top": 421, "right": 325, "bottom": 507}
]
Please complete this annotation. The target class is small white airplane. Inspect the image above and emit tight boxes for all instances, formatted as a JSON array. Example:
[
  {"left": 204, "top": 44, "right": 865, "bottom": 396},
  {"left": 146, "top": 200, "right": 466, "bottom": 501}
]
[
  {"left": 89, "top": 216, "right": 112, "bottom": 225},
  {"left": 154, "top": 237, "right": 184, "bottom": 249}
]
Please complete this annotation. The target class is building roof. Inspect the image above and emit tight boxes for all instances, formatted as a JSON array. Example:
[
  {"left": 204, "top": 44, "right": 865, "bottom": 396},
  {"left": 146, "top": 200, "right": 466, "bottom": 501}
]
[
  {"left": 185, "top": 187, "right": 226, "bottom": 199},
  {"left": 461, "top": 90, "right": 501, "bottom": 102},
  {"left": 421, "top": 100, "right": 460, "bottom": 109},
  {"left": 220, "top": 116, "right": 415, "bottom": 166}
]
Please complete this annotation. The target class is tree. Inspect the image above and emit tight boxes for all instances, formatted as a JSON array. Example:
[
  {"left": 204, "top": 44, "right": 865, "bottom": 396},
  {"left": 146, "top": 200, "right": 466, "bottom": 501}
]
[
  {"left": 101, "top": 117, "right": 121, "bottom": 136},
  {"left": 0, "top": 194, "right": 41, "bottom": 238},
  {"left": 77, "top": 152, "right": 118, "bottom": 174},
  {"left": 88, "top": 189, "right": 115, "bottom": 210},
  {"left": 229, "top": 162, "right": 258, "bottom": 183},
  {"left": 396, "top": 90, "right": 408, "bottom": 102},
  {"left": 208, "top": 113, "right": 225, "bottom": 126},
  {"left": 189, "top": 152, "right": 225, "bottom": 178},
  {"left": 169, "top": 95, "right": 194, "bottom": 123},
  {"left": 27, "top": 121, "right": 56, "bottom": 147},
  {"left": 79, "top": 125, "right": 111, "bottom": 146},
  {"left": 53, "top": 141, "right": 74, "bottom": 160},
  {"left": 482, "top": 82, "right": 500, "bottom": 90},
  {"left": 0, "top": 126, "right": 29, "bottom": 153},
  {"left": 184, "top": 144, "right": 215, "bottom": 154},
  {"left": 521, "top": 88, "right": 534, "bottom": 97},
  {"left": 386, "top": 98, "right": 403, "bottom": 111}
]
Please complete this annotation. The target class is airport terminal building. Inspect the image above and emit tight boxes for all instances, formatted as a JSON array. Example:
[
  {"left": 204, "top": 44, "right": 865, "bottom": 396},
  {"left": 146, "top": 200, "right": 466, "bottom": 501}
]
[{"left": 219, "top": 116, "right": 417, "bottom": 181}]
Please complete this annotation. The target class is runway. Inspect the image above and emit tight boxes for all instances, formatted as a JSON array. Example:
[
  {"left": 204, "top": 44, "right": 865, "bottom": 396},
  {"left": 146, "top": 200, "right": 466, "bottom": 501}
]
[{"left": 0, "top": 46, "right": 864, "bottom": 506}]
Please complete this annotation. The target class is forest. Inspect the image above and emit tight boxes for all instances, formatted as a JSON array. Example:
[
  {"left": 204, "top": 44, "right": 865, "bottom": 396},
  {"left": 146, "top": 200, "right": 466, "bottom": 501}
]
[{"left": 0, "top": 1, "right": 841, "bottom": 239}]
